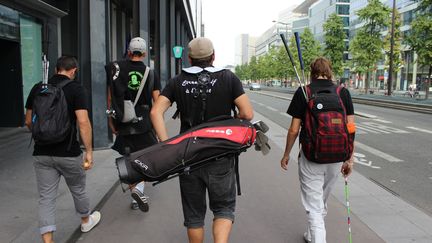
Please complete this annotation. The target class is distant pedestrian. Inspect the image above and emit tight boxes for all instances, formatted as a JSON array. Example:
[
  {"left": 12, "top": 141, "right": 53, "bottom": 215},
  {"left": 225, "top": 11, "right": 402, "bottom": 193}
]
[
  {"left": 106, "top": 37, "right": 161, "bottom": 212},
  {"left": 151, "top": 37, "right": 254, "bottom": 243},
  {"left": 280, "top": 57, "right": 355, "bottom": 243},
  {"left": 25, "top": 56, "right": 100, "bottom": 243}
]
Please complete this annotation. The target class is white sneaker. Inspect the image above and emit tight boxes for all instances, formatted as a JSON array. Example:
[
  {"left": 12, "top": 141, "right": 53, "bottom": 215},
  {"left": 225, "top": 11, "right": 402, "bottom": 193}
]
[{"left": 81, "top": 211, "right": 101, "bottom": 233}]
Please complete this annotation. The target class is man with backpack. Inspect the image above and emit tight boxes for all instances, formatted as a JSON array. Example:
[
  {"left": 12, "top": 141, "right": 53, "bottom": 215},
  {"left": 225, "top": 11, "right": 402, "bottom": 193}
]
[
  {"left": 106, "top": 37, "right": 161, "bottom": 212},
  {"left": 150, "top": 37, "right": 254, "bottom": 243},
  {"left": 280, "top": 57, "right": 355, "bottom": 243},
  {"left": 25, "top": 56, "right": 100, "bottom": 243}
]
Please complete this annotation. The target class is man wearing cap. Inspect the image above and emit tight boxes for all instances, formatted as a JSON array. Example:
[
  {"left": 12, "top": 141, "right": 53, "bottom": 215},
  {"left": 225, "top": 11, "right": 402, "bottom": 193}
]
[
  {"left": 151, "top": 37, "right": 253, "bottom": 243},
  {"left": 106, "top": 37, "right": 161, "bottom": 212}
]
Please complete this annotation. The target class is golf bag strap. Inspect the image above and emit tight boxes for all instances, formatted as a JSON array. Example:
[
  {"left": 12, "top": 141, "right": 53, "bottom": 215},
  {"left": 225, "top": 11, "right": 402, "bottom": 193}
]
[
  {"left": 133, "top": 66, "right": 150, "bottom": 106},
  {"left": 235, "top": 155, "right": 241, "bottom": 196}
]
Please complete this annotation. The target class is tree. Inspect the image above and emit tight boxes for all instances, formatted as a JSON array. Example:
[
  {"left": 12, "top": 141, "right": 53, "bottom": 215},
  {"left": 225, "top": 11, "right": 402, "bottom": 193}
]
[
  {"left": 323, "top": 13, "right": 346, "bottom": 78},
  {"left": 407, "top": 0, "right": 432, "bottom": 99},
  {"left": 349, "top": 0, "right": 390, "bottom": 93},
  {"left": 384, "top": 9, "right": 403, "bottom": 91}
]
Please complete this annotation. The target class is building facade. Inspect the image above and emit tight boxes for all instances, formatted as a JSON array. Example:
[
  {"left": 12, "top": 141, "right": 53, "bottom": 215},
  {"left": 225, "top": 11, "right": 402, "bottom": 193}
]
[{"left": 0, "top": 0, "right": 202, "bottom": 148}]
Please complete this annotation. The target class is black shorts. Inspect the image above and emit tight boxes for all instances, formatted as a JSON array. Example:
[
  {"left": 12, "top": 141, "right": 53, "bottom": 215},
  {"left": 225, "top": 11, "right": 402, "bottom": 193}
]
[
  {"left": 179, "top": 156, "right": 236, "bottom": 228},
  {"left": 111, "top": 131, "right": 158, "bottom": 155}
]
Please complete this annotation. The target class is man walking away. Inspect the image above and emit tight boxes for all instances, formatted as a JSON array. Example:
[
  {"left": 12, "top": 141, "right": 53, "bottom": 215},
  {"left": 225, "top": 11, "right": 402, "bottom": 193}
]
[
  {"left": 106, "top": 37, "right": 161, "bottom": 212},
  {"left": 25, "top": 56, "right": 100, "bottom": 243},
  {"left": 151, "top": 37, "right": 254, "bottom": 243},
  {"left": 280, "top": 57, "right": 355, "bottom": 243}
]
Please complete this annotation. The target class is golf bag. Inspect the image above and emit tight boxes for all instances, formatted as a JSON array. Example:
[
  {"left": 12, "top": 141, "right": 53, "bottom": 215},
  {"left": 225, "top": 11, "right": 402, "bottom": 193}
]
[{"left": 115, "top": 118, "right": 266, "bottom": 189}]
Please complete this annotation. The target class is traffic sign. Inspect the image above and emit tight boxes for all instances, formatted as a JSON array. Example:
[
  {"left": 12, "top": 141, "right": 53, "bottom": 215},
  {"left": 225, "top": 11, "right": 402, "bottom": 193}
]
[{"left": 173, "top": 46, "right": 183, "bottom": 59}]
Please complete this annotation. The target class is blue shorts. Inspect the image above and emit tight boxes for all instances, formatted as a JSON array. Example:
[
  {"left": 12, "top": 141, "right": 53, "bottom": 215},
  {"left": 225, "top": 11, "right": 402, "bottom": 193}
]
[{"left": 179, "top": 156, "right": 236, "bottom": 228}]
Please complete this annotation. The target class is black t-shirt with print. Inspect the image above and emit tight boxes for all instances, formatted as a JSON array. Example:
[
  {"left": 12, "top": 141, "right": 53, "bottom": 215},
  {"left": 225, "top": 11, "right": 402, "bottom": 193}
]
[
  {"left": 25, "top": 74, "right": 89, "bottom": 157},
  {"left": 108, "top": 60, "right": 161, "bottom": 108},
  {"left": 161, "top": 68, "right": 245, "bottom": 133},
  {"left": 287, "top": 79, "right": 354, "bottom": 121}
]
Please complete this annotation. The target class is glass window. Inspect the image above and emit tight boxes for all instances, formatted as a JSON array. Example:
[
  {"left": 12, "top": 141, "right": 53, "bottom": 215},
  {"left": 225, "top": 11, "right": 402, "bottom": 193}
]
[
  {"left": 0, "top": 5, "right": 19, "bottom": 41},
  {"left": 337, "top": 0, "right": 350, "bottom": 2},
  {"left": 20, "top": 15, "right": 42, "bottom": 104},
  {"left": 337, "top": 5, "right": 350, "bottom": 15},
  {"left": 342, "top": 17, "right": 349, "bottom": 27}
]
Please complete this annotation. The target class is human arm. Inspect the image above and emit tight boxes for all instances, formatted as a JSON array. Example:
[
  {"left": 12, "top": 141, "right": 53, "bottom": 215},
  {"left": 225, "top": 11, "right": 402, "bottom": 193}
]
[
  {"left": 152, "top": 90, "right": 160, "bottom": 103},
  {"left": 233, "top": 94, "right": 254, "bottom": 121},
  {"left": 75, "top": 109, "right": 93, "bottom": 170},
  {"left": 341, "top": 114, "right": 355, "bottom": 177},
  {"left": 280, "top": 118, "right": 301, "bottom": 170},
  {"left": 25, "top": 109, "right": 32, "bottom": 130},
  {"left": 150, "top": 95, "right": 172, "bottom": 141}
]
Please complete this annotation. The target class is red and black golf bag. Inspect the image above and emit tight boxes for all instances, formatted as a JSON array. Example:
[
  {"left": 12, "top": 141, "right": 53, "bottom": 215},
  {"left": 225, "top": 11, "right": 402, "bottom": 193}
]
[{"left": 115, "top": 117, "right": 265, "bottom": 194}]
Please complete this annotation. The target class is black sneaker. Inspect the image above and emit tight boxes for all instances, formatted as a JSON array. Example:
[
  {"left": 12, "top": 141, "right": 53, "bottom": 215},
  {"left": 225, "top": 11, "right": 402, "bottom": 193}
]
[{"left": 131, "top": 188, "right": 149, "bottom": 212}]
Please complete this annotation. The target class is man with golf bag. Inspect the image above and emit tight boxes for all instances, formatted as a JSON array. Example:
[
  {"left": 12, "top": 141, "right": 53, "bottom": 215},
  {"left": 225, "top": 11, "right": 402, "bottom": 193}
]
[
  {"left": 151, "top": 37, "right": 254, "bottom": 243},
  {"left": 279, "top": 33, "right": 355, "bottom": 243}
]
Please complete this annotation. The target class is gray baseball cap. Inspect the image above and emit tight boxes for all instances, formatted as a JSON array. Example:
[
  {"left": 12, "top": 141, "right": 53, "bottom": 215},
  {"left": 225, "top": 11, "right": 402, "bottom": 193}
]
[{"left": 128, "top": 37, "right": 147, "bottom": 54}]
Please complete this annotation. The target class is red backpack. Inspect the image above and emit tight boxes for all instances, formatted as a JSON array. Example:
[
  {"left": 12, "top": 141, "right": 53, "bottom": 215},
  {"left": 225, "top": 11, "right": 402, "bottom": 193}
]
[{"left": 300, "top": 84, "right": 354, "bottom": 163}]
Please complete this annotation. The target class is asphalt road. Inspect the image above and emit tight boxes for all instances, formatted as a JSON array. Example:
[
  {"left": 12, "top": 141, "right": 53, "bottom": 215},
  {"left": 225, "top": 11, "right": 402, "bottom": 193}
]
[{"left": 246, "top": 90, "right": 432, "bottom": 217}]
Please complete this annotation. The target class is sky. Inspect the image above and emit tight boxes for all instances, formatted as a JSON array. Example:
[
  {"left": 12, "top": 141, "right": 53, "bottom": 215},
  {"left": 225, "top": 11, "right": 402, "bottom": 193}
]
[{"left": 201, "top": 0, "right": 304, "bottom": 67}]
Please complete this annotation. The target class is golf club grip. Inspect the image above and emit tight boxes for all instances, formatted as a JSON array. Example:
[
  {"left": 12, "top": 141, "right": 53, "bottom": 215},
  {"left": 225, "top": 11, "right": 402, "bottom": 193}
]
[
  {"left": 280, "top": 34, "right": 296, "bottom": 67},
  {"left": 294, "top": 32, "right": 304, "bottom": 70}
]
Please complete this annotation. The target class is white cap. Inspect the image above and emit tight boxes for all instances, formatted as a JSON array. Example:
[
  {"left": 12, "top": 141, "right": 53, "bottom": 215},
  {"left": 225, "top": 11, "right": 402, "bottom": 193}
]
[{"left": 128, "top": 37, "right": 147, "bottom": 54}]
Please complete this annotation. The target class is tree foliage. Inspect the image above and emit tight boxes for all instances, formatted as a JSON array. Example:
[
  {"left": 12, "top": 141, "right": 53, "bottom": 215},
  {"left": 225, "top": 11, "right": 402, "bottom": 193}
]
[
  {"left": 384, "top": 8, "right": 403, "bottom": 87},
  {"left": 323, "top": 13, "right": 346, "bottom": 78},
  {"left": 407, "top": 0, "right": 432, "bottom": 98},
  {"left": 350, "top": 0, "right": 391, "bottom": 92}
]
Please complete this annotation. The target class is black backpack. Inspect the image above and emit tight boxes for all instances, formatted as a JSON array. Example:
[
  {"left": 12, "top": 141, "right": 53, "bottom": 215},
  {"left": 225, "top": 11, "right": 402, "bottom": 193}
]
[{"left": 31, "top": 80, "right": 74, "bottom": 146}]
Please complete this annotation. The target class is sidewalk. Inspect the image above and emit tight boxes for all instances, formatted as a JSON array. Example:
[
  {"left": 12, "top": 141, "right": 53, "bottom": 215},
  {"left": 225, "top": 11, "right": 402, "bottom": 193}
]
[{"left": 0, "top": 128, "right": 120, "bottom": 243}]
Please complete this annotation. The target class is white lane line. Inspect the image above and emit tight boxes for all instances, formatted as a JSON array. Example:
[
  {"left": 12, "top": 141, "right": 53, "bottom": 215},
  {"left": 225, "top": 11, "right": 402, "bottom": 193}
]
[
  {"left": 373, "top": 119, "right": 392, "bottom": 124},
  {"left": 355, "top": 112, "right": 378, "bottom": 119},
  {"left": 356, "top": 125, "right": 380, "bottom": 134},
  {"left": 362, "top": 122, "right": 409, "bottom": 134},
  {"left": 250, "top": 99, "right": 257, "bottom": 103},
  {"left": 355, "top": 141, "right": 403, "bottom": 162},
  {"left": 266, "top": 106, "right": 278, "bottom": 112},
  {"left": 406, "top": 126, "right": 432, "bottom": 134},
  {"left": 280, "top": 112, "right": 290, "bottom": 117},
  {"left": 256, "top": 102, "right": 265, "bottom": 106}
]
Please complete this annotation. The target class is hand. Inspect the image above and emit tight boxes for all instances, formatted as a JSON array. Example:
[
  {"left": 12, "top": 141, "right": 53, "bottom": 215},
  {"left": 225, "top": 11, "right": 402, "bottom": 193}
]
[
  {"left": 341, "top": 160, "right": 353, "bottom": 177},
  {"left": 83, "top": 152, "right": 93, "bottom": 170},
  {"left": 108, "top": 117, "right": 118, "bottom": 135},
  {"left": 280, "top": 154, "right": 290, "bottom": 170}
]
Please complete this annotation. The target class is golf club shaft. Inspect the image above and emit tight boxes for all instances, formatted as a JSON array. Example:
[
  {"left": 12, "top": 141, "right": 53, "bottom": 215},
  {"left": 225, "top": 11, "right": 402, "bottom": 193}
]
[
  {"left": 294, "top": 32, "right": 307, "bottom": 85},
  {"left": 280, "top": 34, "right": 308, "bottom": 101},
  {"left": 344, "top": 176, "right": 353, "bottom": 243}
]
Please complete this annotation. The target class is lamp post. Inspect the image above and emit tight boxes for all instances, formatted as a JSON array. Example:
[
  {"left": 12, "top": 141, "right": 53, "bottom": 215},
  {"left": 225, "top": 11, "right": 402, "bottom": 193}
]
[{"left": 387, "top": 0, "right": 396, "bottom": 96}]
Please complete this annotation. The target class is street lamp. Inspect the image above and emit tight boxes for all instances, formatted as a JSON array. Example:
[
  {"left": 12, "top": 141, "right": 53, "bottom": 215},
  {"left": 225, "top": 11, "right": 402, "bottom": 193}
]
[{"left": 272, "top": 20, "right": 289, "bottom": 39}]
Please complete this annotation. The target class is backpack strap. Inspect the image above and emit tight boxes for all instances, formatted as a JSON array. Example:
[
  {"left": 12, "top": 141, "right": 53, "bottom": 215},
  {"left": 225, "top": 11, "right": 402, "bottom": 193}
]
[
  {"left": 133, "top": 66, "right": 150, "bottom": 106},
  {"left": 234, "top": 155, "right": 241, "bottom": 196}
]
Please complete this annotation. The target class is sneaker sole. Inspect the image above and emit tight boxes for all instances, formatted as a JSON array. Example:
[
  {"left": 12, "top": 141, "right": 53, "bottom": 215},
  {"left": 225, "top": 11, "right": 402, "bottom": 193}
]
[{"left": 131, "top": 193, "right": 149, "bottom": 212}]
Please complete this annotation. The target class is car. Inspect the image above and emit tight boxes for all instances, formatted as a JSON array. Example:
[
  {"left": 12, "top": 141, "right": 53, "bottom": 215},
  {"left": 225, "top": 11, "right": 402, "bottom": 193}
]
[{"left": 250, "top": 83, "right": 261, "bottom": 91}]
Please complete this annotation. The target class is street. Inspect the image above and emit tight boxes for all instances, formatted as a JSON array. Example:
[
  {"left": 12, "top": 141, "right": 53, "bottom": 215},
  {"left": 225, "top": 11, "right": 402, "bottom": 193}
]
[{"left": 246, "top": 89, "right": 432, "bottom": 216}]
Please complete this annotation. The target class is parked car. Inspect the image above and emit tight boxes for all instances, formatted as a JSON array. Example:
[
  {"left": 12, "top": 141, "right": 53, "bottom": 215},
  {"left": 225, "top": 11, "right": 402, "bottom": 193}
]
[{"left": 250, "top": 83, "right": 261, "bottom": 91}]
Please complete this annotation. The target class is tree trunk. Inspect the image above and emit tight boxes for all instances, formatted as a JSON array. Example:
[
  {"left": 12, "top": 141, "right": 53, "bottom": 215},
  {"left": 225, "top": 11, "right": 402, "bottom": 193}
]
[
  {"left": 426, "top": 65, "right": 431, "bottom": 100},
  {"left": 365, "top": 70, "right": 370, "bottom": 94}
]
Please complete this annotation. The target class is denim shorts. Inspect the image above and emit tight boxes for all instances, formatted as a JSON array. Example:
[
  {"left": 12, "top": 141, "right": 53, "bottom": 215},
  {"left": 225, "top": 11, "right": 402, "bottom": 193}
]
[{"left": 179, "top": 156, "right": 236, "bottom": 228}]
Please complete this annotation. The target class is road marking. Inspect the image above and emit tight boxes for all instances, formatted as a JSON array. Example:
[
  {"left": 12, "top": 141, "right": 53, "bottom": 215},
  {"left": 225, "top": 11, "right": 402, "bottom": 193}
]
[
  {"left": 362, "top": 122, "right": 409, "bottom": 134},
  {"left": 356, "top": 124, "right": 381, "bottom": 134},
  {"left": 406, "top": 126, "right": 432, "bottom": 134},
  {"left": 353, "top": 152, "right": 381, "bottom": 169},
  {"left": 373, "top": 119, "right": 392, "bottom": 124},
  {"left": 280, "top": 112, "right": 290, "bottom": 118},
  {"left": 266, "top": 106, "right": 277, "bottom": 112},
  {"left": 250, "top": 99, "right": 257, "bottom": 103},
  {"left": 355, "top": 141, "right": 404, "bottom": 162},
  {"left": 355, "top": 112, "right": 378, "bottom": 119},
  {"left": 256, "top": 102, "right": 265, "bottom": 106}
]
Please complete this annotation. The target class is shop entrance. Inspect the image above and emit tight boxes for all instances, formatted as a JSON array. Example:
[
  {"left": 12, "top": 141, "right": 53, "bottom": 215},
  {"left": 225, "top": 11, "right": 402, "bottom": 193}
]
[{"left": 0, "top": 38, "right": 24, "bottom": 127}]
